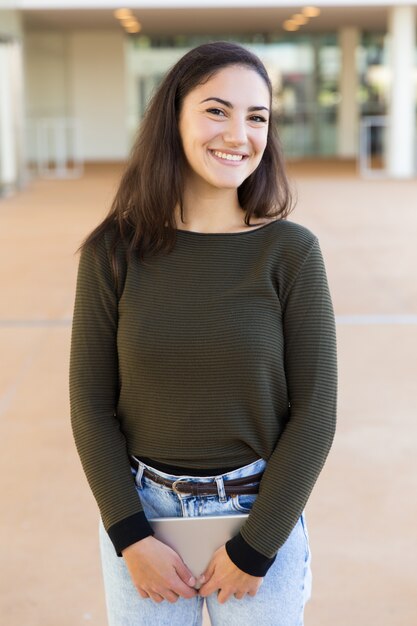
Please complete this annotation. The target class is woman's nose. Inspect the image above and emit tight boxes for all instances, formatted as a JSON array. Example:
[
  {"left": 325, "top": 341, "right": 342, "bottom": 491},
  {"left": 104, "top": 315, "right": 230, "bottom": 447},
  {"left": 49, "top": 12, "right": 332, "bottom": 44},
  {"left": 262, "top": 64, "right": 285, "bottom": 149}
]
[{"left": 222, "top": 116, "right": 247, "bottom": 145}]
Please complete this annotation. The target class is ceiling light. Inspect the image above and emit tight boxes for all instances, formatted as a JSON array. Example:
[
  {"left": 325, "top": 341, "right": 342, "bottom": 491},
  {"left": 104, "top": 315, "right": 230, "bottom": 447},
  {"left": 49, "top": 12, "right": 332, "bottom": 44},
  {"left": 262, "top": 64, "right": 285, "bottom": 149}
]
[
  {"left": 114, "top": 8, "right": 133, "bottom": 20},
  {"left": 283, "top": 20, "right": 299, "bottom": 31},
  {"left": 303, "top": 6, "right": 320, "bottom": 18},
  {"left": 119, "top": 15, "right": 136, "bottom": 23},
  {"left": 122, "top": 19, "right": 139, "bottom": 28},
  {"left": 125, "top": 24, "right": 141, "bottom": 33},
  {"left": 292, "top": 13, "right": 308, "bottom": 25}
]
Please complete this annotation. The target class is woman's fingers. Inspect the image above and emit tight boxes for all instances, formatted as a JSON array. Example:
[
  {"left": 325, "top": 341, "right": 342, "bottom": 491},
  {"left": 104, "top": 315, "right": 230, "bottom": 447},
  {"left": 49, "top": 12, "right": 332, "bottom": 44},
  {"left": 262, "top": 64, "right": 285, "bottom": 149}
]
[
  {"left": 174, "top": 559, "right": 196, "bottom": 588},
  {"left": 198, "top": 573, "right": 219, "bottom": 597},
  {"left": 234, "top": 591, "right": 246, "bottom": 600},
  {"left": 163, "top": 589, "right": 180, "bottom": 603},
  {"left": 247, "top": 588, "right": 258, "bottom": 596},
  {"left": 149, "top": 592, "right": 164, "bottom": 603},
  {"left": 123, "top": 536, "right": 198, "bottom": 601},
  {"left": 217, "top": 588, "right": 233, "bottom": 604},
  {"left": 198, "top": 560, "right": 216, "bottom": 589},
  {"left": 169, "top": 576, "right": 198, "bottom": 599},
  {"left": 199, "top": 546, "right": 265, "bottom": 602},
  {"left": 138, "top": 586, "right": 180, "bottom": 603}
]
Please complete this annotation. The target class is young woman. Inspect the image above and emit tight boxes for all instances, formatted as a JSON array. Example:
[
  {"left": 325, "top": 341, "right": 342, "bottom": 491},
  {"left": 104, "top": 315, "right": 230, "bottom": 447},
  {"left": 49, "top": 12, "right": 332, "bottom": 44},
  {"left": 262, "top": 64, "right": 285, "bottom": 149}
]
[{"left": 69, "top": 41, "right": 337, "bottom": 626}]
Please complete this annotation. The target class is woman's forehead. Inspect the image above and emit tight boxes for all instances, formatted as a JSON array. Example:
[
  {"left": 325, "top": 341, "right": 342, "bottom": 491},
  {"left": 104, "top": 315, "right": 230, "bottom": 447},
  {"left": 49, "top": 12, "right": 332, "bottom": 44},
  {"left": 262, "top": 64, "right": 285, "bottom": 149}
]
[{"left": 186, "top": 66, "right": 270, "bottom": 106}]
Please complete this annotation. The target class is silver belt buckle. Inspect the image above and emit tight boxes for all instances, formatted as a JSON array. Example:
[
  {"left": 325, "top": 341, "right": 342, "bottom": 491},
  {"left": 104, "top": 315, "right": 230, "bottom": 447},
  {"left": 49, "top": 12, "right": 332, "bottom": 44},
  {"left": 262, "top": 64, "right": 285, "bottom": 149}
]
[{"left": 172, "top": 478, "right": 194, "bottom": 495}]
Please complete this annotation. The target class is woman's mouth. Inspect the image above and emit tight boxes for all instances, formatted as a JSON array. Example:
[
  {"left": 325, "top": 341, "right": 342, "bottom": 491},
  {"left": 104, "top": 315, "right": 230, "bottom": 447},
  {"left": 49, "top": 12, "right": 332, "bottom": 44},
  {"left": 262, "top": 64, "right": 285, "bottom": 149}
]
[{"left": 209, "top": 149, "right": 249, "bottom": 164}]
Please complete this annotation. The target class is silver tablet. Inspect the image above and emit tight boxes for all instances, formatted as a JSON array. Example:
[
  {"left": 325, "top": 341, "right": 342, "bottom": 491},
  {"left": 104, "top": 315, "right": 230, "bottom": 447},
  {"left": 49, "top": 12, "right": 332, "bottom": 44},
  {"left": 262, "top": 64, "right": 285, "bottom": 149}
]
[{"left": 148, "top": 514, "right": 249, "bottom": 588}]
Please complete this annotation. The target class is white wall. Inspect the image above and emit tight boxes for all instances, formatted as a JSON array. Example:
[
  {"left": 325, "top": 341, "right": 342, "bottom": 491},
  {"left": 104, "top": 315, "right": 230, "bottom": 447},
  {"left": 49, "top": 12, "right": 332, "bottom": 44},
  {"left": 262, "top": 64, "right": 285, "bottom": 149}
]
[
  {"left": 0, "top": 9, "right": 24, "bottom": 38},
  {"left": 24, "top": 29, "right": 129, "bottom": 161},
  {"left": 68, "top": 30, "right": 128, "bottom": 161},
  {"left": 24, "top": 33, "right": 69, "bottom": 118}
]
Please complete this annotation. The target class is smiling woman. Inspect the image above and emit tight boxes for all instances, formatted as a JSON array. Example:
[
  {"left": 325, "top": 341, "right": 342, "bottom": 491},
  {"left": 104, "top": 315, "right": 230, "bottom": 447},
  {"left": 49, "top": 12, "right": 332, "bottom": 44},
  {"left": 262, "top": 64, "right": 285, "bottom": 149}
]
[
  {"left": 70, "top": 41, "right": 337, "bottom": 626},
  {"left": 74, "top": 41, "right": 293, "bottom": 263},
  {"left": 177, "top": 65, "right": 270, "bottom": 203}
]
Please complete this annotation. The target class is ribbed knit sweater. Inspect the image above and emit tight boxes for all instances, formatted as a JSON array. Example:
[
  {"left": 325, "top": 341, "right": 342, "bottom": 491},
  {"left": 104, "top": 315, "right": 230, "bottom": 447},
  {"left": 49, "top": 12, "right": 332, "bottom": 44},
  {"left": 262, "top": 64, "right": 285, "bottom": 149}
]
[{"left": 69, "top": 218, "right": 337, "bottom": 577}]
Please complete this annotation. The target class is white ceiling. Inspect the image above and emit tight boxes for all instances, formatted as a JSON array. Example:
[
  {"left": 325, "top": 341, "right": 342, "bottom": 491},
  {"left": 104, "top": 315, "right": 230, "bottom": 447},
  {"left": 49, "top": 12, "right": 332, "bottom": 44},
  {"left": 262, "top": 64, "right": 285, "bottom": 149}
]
[{"left": 21, "top": 6, "right": 392, "bottom": 34}]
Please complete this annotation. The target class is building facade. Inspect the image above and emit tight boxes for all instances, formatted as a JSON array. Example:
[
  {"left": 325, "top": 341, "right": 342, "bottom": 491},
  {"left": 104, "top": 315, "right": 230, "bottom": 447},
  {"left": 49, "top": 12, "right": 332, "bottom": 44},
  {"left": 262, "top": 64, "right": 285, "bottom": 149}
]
[{"left": 0, "top": 0, "right": 416, "bottom": 193}]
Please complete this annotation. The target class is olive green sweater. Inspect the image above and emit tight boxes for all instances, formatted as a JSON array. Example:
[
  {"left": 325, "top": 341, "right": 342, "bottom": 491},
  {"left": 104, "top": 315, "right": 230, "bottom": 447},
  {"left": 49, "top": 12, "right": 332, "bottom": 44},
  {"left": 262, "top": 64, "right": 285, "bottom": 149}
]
[{"left": 69, "top": 219, "right": 337, "bottom": 576}]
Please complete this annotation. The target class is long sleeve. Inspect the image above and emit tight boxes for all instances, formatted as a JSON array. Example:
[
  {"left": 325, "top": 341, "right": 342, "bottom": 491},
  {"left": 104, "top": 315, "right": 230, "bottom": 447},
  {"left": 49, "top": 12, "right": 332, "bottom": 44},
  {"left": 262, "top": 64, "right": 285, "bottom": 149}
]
[
  {"left": 226, "top": 236, "right": 337, "bottom": 575},
  {"left": 69, "top": 232, "right": 154, "bottom": 555}
]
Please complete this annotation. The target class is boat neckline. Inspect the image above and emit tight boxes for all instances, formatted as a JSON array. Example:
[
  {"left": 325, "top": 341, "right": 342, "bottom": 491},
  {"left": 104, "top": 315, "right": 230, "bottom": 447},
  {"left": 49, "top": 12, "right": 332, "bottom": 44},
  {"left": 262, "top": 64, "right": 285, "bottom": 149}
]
[{"left": 175, "top": 219, "right": 280, "bottom": 236}]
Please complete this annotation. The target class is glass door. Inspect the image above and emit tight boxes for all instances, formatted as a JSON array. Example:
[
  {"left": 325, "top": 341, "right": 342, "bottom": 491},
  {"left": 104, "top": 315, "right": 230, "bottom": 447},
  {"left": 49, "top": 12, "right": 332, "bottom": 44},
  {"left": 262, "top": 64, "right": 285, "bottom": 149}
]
[{"left": 258, "top": 35, "right": 340, "bottom": 158}]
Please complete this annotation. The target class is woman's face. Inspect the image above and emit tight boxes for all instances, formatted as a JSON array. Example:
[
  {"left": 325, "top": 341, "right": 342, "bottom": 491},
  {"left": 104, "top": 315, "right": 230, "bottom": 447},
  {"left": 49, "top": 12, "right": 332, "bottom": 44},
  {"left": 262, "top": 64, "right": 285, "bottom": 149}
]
[{"left": 178, "top": 64, "right": 270, "bottom": 192}]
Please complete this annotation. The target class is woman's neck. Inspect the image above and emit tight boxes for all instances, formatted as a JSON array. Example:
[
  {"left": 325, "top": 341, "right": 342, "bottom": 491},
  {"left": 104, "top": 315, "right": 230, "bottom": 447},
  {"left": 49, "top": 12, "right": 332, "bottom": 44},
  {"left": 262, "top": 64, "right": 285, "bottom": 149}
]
[{"left": 175, "top": 186, "right": 249, "bottom": 234}]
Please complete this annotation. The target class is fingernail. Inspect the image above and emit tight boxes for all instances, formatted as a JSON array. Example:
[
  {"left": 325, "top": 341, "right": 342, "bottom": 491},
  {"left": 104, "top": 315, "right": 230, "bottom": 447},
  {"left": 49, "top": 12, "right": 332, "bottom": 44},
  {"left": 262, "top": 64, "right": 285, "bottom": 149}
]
[
  {"left": 199, "top": 575, "right": 205, "bottom": 583},
  {"left": 189, "top": 576, "right": 196, "bottom": 586}
]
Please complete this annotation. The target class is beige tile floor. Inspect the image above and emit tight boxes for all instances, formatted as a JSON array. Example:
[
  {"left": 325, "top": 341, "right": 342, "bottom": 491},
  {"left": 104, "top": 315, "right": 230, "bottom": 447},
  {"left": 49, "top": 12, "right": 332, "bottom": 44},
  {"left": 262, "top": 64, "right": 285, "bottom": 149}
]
[{"left": 1, "top": 160, "right": 416, "bottom": 625}]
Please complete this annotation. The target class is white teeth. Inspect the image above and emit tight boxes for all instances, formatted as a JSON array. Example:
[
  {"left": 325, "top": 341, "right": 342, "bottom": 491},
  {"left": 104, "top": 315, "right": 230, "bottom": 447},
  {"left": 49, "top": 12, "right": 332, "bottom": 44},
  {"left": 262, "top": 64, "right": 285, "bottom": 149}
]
[{"left": 212, "top": 150, "right": 244, "bottom": 161}]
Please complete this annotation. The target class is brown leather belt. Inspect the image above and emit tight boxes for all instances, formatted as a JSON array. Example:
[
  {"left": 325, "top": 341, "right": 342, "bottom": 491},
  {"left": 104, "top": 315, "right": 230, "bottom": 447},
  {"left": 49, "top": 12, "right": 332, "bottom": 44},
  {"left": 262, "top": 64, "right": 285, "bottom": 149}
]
[{"left": 130, "top": 457, "right": 263, "bottom": 496}]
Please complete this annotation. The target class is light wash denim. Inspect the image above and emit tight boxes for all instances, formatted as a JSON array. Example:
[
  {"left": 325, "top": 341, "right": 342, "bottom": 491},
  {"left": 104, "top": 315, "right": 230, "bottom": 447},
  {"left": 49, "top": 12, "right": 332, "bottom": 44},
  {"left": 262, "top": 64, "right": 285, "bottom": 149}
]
[{"left": 98, "top": 457, "right": 312, "bottom": 626}]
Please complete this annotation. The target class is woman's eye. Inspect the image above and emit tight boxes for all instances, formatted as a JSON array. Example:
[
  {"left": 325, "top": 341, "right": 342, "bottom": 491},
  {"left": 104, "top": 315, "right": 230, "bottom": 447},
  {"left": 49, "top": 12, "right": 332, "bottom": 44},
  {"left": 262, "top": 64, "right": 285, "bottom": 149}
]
[
  {"left": 250, "top": 115, "right": 267, "bottom": 123},
  {"left": 206, "top": 109, "right": 267, "bottom": 123},
  {"left": 207, "top": 108, "right": 225, "bottom": 116}
]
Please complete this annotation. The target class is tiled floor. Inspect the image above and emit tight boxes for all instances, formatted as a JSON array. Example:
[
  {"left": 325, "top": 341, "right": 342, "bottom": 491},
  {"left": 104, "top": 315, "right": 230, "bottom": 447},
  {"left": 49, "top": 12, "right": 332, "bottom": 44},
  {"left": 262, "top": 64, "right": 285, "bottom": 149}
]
[{"left": 1, "top": 160, "right": 416, "bottom": 625}]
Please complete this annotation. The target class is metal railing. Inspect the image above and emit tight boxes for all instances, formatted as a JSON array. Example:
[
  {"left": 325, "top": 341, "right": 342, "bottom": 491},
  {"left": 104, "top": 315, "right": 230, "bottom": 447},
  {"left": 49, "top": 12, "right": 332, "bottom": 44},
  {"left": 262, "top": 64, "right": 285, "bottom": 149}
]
[{"left": 27, "top": 117, "right": 84, "bottom": 179}]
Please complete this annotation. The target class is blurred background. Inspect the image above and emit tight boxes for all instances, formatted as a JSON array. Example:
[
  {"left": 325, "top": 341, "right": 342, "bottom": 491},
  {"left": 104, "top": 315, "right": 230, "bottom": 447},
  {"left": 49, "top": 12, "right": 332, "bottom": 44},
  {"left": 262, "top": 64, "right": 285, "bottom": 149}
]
[{"left": 1, "top": 1, "right": 416, "bottom": 625}]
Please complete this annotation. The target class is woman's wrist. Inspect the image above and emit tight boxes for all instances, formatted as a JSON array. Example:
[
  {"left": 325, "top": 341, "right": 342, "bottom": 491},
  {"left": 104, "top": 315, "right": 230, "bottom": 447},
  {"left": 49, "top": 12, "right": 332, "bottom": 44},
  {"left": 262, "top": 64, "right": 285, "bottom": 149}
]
[
  {"left": 225, "top": 532, "right": 277, "bottom": 577},
  {"left": 107, "top": 511, "right": 155, "bottom": 557}
]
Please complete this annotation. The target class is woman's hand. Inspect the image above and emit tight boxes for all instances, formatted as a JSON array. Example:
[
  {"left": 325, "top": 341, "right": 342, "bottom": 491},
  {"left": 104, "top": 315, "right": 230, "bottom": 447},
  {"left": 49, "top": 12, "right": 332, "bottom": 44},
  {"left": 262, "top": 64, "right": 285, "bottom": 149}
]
[
  {"left": 198, "top": 545, "right": 263, "bottom": 603},
  {"left": 122, "top": 535, "right": 198, "bottom": 603}
]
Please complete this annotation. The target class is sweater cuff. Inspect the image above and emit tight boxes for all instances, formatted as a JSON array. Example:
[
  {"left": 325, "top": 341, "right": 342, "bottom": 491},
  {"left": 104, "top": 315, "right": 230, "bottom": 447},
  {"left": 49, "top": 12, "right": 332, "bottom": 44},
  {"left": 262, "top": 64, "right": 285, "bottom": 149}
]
[
  {"left": 225, "top": 531, "right": 277, "bottom": 577},
  {"left": 107, "top": 511, "right": 154, "bottom": 557}
]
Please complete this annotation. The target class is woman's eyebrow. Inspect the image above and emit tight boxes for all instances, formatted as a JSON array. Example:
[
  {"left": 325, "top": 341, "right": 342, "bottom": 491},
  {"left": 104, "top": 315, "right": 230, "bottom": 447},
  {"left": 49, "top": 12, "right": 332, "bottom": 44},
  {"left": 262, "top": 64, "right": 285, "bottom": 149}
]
[{"left": 200, "top": 97, "right": 269, "bottom": 113}]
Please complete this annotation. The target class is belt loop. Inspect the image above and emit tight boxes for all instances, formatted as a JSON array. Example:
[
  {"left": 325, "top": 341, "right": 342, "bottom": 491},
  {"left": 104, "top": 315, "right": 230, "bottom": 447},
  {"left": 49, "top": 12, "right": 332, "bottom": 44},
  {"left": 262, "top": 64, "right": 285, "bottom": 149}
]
[
  {"left": 215, "top": 476, "right": 227, "bottom": 503},
  {"left": 135, "top": 461, "right": 145, "bottom": 490}
]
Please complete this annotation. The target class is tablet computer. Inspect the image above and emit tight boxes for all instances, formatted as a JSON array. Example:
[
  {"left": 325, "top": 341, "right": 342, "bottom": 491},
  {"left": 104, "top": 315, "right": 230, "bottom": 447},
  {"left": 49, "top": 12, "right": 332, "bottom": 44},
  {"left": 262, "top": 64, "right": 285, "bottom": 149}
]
[{"left": 148, "top": 514, "right": 249, "bottom": 588}]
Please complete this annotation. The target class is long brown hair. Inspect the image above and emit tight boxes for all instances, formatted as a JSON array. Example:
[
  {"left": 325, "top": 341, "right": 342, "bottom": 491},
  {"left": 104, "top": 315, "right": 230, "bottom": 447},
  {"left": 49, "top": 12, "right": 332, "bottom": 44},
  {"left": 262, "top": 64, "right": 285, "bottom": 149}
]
[{"left": 78, "top": 41, "right": 295, "bottom": 287}]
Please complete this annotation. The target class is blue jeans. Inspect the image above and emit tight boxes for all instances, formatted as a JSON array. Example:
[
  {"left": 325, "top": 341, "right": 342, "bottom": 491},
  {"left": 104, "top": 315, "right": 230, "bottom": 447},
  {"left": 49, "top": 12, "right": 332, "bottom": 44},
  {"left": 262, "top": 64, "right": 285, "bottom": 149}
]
[{"left": 99, "top": 457, "right": 312, "bottom": 626}]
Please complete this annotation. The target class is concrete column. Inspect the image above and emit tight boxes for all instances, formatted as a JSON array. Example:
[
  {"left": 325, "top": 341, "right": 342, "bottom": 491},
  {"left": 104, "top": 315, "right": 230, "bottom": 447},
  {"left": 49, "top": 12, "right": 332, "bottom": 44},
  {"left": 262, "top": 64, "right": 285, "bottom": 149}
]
[
  {"left": 386, "top": 5, "right": 416, "bottom": 178},
  {"left": 337, "top": 26, "right": 360, "bottom": 158},
  {"left": 0, "top": 41, "right": 17, "bottom": 189},
  {"left": 0, "top": 9, "right": 25, "bottom": 192}
]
